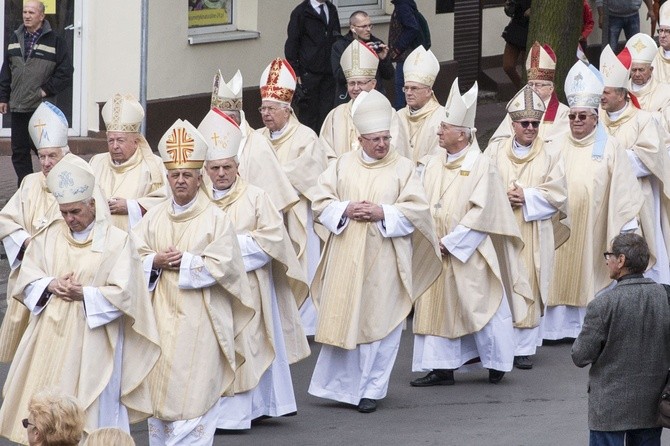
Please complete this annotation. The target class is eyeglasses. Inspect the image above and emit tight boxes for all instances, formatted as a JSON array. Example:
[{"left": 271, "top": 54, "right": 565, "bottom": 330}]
[
  {"left": 258, "top": 106, "right": 284, "bottom": 114},
  {"left": 658, "top": 28, "right": 670, "bottom": 35},
  {"left": 568, "top": 112, "right": 594, "bottom": 121},
  {"left": 603, "top": 252, "right": 618, "bottom": 260},
  {"left": 527, "top": 81, "right": 553, "bottom": 88},
  {"left": 360, "top": 135, "right": 392, "bottom": 144},
  {"left": 347, "top": 79, "right": 373, "bottom": 88},
  {"left": 517, "top": 121, "right": 540, "bottom": 129},
  {"left": 353, "top": 23, "right": 373, "bottom": 29},
  {"left": 22, "top": 419, "right": 34, "bottom": 429},
  {"left": 402, "top": 85, "right": 430, "bottom": 93}
]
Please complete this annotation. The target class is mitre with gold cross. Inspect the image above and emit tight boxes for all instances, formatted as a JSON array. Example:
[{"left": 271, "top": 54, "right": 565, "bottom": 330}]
[
  {"left": 28, "top": 101, "right": 69, "bottom": 150},
  {"left": 599, "top": 44, "right": 631, "bottom": 89},
  {"left": 198, "top": 107, "right": 243, "bottom": 161},
  {"left": 259, "top": 58, "right": 297, "bottom": 105},
  {"left": 340, "top": 40, "right": 379, "bottom": 80},
  {"left": 403, "top": 45, "right": 439, "bottom": 87},
  {"left": 625, "top": 32, "right": 657, "bottom": 64},
  {"left": 158, "top": 119, "right": 208, "bottom": 170},
  {"left": 442, "top": 78, "right": 478, "bottom": 129}
]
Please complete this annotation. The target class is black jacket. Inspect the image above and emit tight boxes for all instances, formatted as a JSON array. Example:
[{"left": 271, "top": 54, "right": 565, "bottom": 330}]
[
  {"left": 284, "top": 0, "right": 341, "bottom": 77},
  {"left": 331, "top": 32, "right": 395, "bottom": 106},
  {"left": 0, "top": 20, "right": 73, "bottom": 112}
]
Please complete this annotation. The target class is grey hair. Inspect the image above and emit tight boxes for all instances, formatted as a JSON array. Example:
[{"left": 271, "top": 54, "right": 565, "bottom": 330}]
[{"left": 611, "top": 233, "right": 650, "bottom": 274}]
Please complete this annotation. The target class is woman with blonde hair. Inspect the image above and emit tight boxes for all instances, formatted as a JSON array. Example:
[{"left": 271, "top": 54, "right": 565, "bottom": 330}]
[
  {"left": 23, "top": 390, "right": 84, "bottom": 446},
  {"left": 84, "top": 427, "right": 135, "bottom": 446}
]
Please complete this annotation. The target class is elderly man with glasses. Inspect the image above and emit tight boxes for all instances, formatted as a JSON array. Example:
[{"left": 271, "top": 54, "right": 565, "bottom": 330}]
[
  {"left": 485, "top": 85, "right": 568, "bottom": 371},
  {"left": 653, "top": 2, "right": 670, "bottom": 82},
  {"left": 544, "top": 60, "right": 642, "bottom": 342},
  {"left": 489, "top": 42, "right": 570, "bottom": 149}
]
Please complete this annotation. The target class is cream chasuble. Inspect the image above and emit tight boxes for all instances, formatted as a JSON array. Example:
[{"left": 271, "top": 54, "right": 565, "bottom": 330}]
[
  {"left": 134, "top": 191, "right": 255, "bottom": 421},
  {"left": 238, "top": 119, "right": 299, "bottom": 213},
  {"left": 547, "top": 131, "right": 642, "bottom": 308},
  {"left": 488, "top": 101, "right": 570, "bottom": 148},
  {"left": 204, "top": 177, "right": 309, "bottom": 392},
  {"left": 257, "top": 115, "right": 329, "bottom": 272},
  {"left": 397, "top": 96, "right": 445, "bottom": 163},
  {"left": 600, "top": 106, "right": 670, "bottom": 277},
  {"left": 629, "top": 77, "right": 670, "bottom": 148},
  {"left": 652, "top": 48, "right": 670, "bottom": 84},
  {"left": 0, "top": 221, "right": 161, "bottom": 444},
  {"left": 413, "top": 146, "right": 533, "bottom": 338},
  {"left": 0, "top": 154, "right": 102, "bottom": 363},
  {"left": 316, "top": 100, "right": 411, "bottom": 159},
  {"left": 311, "top": 149, "right": 441, "bottom": 349},
  {"left": 89, "top": 146, "right": 166, "bottom": 231},
  {"left": 485, "top": 137, "right": 569, "bottom": 329}
]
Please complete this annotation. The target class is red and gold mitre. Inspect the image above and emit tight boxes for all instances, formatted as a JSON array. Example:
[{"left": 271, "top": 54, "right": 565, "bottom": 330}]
[
  {"left": 259, "top": 58, "right": 296, "bottom": 105},
  {"left": 526, "top": 42, "right": 556, "bottom": 82}
]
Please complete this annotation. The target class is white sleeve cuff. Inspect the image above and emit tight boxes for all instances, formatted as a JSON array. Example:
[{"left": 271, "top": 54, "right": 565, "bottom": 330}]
[
  {"left": 319, "top": 200, "right": 350, "bottom": 234},
  {"left": 179, "top": 251, "right": 217, "bottom": 289},
  {"left": 3, "top": 230, "right": 30, "bottom": 269},
  {"left": 83, "top": 286, "right": 123, "bottom": 329},
  {"left": 237, "top": 233, "right": 272, "bottom": 272},
  {"left": 24, "top": 277, "right": 53, "bottom": 314},
  {"left": 626, "top": 149, "right": 651, "bottom": 178},
  {"left": 378, "top": 204, "right": 414, "bottom": 237},
  {"left": 442, "top": 225, "right": 487, "bottom": 263},
  {"left": 621, "top": 218, "right": 638, "bottom": 233},
  {"left": 522, "top": 188, "right": 558, "bottom": 222},
  {"left": 143, "top": 253, "right": 160, "bottom": 291},
  {"left": 127, "top": 199, "right": 143, "bottom": 228}
]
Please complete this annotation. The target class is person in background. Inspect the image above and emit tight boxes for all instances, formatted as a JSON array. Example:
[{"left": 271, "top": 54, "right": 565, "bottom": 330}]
[
  {"left": 596, "top": 0, "right": 654, "bottom": 52},
  {"left": 572, "top": 233, "right": 670, "bottom": 446},
  {"left": 285, "top": 0, "right": 341, "bottom": 133},
  {"left": 24, "top": 390, "right": 84, "bottom": 446},
  {"left": 502, "top": 0, "right": 531, "bottom": 90},
  {"left": 331, "top": 10, "right": 394, "bottom": 107},
  {"left": 388, "top": 0, "right": 422, "bottom": 110}
]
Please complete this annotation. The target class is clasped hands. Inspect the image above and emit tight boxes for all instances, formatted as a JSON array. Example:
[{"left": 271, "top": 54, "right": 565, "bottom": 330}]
[
  {"left": 344, "top": 201, "right": 384, "bottom": 223},
  {"left": 108, "top": 197, "right": 128, "bottom": 215},
  {"left": 153, "top": 246, "right": 183, "bottom": 270},
  {"left": 47, "top": 272, "right": 83, "bottom": 302},
  {"left": 507, "top": 183, "right": 525, "bottom": 208}
]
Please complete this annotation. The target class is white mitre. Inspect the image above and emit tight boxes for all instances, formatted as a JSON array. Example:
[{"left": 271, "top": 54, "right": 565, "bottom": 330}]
[
  {"left": 47, "top": 158, "right": 95, "bottom": 204},
  {"left": 443, "top": 78, "right": 478, "bottom": 128},
  {"left": 102, "top": 94, "right": 144, "bottom": 133},
  {"left": 507, "top": 85, "right": 545, "bottom": 121},
  {"left": 212, "top": 69, "right": 243, "bottom": 111},
  {"left": 403, "top": 45, "right": 440, "bottom": 87},
  {"left": 660, "top": 2, "right": 670, "bottom": 28},
  {"left": 340, "top": 40, "right": 379, "bottom": 80},
  {"left": 352, "top": 89, "right": 392, "bottom": 134},
  {"left": 565, "top": 60, "right": 604, "bottom": 108},
  {"left": 29, "top": 101, "right": 68, "bottom": 149},
  {"left": 198, "top": 108, "right": 243, "bottom": 161},
  {"left": 599, "top": 45, "right": 630, "bottom": 89},
  {"left": 625, "top": 33, "right": 657, "bottom": 64},
  {"left": 158, "top": 119, "right": 208, "bottom": 170}
]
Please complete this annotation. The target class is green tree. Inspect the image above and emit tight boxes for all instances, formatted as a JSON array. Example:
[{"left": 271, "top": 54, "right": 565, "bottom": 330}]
[{"left": 527, "top": 0, "right": 584, "bottom": 100}]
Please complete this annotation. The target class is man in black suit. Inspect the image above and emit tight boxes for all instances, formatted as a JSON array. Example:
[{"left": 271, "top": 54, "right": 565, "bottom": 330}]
[{"left": 285, "top": 0, "right": 341, "bottom": 133}]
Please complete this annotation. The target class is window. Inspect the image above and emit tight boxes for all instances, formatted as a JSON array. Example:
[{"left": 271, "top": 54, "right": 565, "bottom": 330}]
[
  {"left": 333, "top": 0, "right": 386, "bottom": 18},
  {"left": 187, "top": 0, "right": 259, "bottom": 44}
]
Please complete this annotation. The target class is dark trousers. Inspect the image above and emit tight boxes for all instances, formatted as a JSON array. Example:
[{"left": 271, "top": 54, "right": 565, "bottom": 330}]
[
  {"left": 393, "top": 61, "right": 406, "bottom": 110},
  {"left": 589, "top": 427, "right": 662, "bottom": 446},
  {"left": 296, "top": 72, "right": 335, "bottom": 134},
  {"left": 10, "top": 111, "right": 37, "bottom": 187}
]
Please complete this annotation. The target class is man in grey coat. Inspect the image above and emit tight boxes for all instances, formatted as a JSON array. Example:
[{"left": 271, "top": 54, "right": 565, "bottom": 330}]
[{"left": 572, "top": 233, "right": 670, "bottom": 446}]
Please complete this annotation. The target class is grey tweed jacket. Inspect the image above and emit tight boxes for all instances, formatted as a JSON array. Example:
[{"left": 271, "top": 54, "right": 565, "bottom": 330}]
[{"left": 572, "top": 275, "right": 670, "bottom": 431}]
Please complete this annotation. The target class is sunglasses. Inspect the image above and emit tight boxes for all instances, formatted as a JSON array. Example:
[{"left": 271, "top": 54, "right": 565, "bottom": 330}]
[
  {"left": 518, "top": 121, "right": 540, "bottom": 129},
  {"left": 22, "top": 418, "right": 34, "bottom": 429},
  {"left": 568, "top": 113, "right": 593, "bottom": 121}
]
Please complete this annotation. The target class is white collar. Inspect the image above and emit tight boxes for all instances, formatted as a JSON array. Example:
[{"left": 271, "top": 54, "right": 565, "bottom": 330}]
[
  {"left": 607, "top": 101, "right": 629, "bottom": 121},
  {"left": 171, "top": 195, "right": 198, "bottom": 214},
  {"left": 512, "top": 138, "right": 532, "bottom": 157},
  {"left": 72, "top": 221, "right": 95, "bottom": 241},
  {"left": 446, "top": 145, "right": 469, "bottom": 163},
  {"left": 212, "top": 186, "right": 231, "bottom": 200},
  {"left": 270, "top": 121, "right": 290, "bottom": 140}
]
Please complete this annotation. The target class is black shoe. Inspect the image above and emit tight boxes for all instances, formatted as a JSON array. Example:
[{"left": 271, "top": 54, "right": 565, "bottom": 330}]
[
  {"left": 357, "top": 398, "right": 377, "bottom": 413},
  {"left": 410, "top": 369, "right": 455, "bottom": 387},
  {"left": 488, "top": 369, "right": 505, "bottom": 384},
  {"left": 513, "top": 355, "right": 533, "bottom": 370}
]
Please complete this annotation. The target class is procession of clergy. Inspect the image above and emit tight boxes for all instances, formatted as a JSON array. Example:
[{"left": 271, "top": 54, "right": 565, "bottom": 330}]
[{"left": 2, "top": 7, "right": 670, "bottom": 445}]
